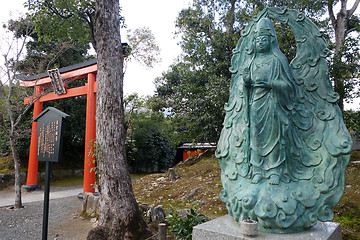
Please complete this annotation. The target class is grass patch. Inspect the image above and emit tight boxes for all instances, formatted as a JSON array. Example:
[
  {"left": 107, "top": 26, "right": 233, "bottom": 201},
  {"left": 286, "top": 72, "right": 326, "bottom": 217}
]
[
  {"left": 37, "top": 175, "right": 84, "bottom": 187},
  {"left": 333, "top": 159, "right": 360, "bottom": 240},
  {"left": 35, "top": 172, "right": 149, "bottom": 188},
  {"left": 130, "top": 173, "right": 150, "bottom": 180},
  {"left": 0, "top": 155, "right": 14, "bottom": 174},
  {"left": 51, "top": 175, "right": 84, "bottom": 187}
]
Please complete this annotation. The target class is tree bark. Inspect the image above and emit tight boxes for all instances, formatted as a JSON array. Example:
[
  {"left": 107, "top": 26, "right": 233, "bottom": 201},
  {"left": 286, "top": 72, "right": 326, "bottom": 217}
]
[
  {"left": 87, "top": 0, "right": 151, "bottom": 239},
  {"left": 225, "top": 0, "right": 236, "bottom": 35},
  {"left": 9, "top": 133, "right": 22, "bottom": 209}
]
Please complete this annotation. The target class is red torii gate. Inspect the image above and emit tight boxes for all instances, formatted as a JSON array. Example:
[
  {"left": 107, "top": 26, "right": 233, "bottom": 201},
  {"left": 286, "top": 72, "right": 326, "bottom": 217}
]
[{"left": 19, "top": 59, "right": 97, "bottom": 193}]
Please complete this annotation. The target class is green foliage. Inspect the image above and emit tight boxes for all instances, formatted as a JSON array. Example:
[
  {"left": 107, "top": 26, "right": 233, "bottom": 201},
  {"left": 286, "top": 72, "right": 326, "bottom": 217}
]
[
  {"left": 7, "top": 17, "right": 90, "bottom": 75},
  {"left": 155, "top": 0, "right": 329, "bottom": 143},
  {"left": 131, "top": 116, "right": 174, "bottom": 172},
  {"left": 25, "top": 0, "right": 127, "bottom": 51},
  {"left": 0, "top": 155, "right": 14, "bottom": 174},
  {"left": 124, "top": 94, "right": 175, "bottom": 173},
  {"left": 166, "top": 204, "right": 207, "bottom": 240},
  {"left": 0, "top": 84, "right": 33, "bottom": 159},
  {"left": 25, "top": 0, "right": 96, "bottom": 46},
  {"left": 329, "top": 36, "right": 360, "bottom": 105},
  {"left": 343, "top": 110, "right": 360, "bottom": 137}
]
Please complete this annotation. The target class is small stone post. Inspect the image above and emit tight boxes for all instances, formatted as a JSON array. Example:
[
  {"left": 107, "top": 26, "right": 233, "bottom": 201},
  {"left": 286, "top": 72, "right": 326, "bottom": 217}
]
[
  {"left": 168, "top": 168, "right": 176, "bottom": 181},
  {"left": 159, "top": 223, "right": 167, "bottom": 240}
]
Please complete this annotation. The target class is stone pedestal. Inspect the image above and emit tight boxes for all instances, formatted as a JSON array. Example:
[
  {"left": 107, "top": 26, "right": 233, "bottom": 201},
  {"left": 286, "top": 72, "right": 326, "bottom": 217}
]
[{"left": 193, "top": 215, "right": 342, "bottom": 240}]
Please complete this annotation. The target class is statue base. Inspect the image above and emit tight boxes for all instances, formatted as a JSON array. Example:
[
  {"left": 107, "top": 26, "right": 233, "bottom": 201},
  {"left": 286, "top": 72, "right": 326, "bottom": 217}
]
[{"left": 193, "top": 215, "right": 342, "bottom": 240}]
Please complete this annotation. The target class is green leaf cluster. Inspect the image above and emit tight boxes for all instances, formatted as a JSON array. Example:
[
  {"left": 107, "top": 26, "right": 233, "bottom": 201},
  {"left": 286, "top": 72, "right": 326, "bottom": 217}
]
[
  {"left": 124, "top": 94, "right": 175, "bottom": 173},
  {"left": 7, "top": 17, "right": 91, "bottom": 75},
  {"left": 25, "top": 0, "right": 95, "bottom": 46},
  {"left": 166, "top": 204, "right": 207, "bottom": 240},
  {"left": 343, "top": 110, "right": 360, "bottom": 137},
  {"left": 329, "top": 36, "right": 360, "bottom": 105}
]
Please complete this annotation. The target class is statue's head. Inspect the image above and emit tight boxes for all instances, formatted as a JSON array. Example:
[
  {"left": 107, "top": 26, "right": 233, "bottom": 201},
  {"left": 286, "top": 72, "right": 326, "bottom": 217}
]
[{"left": 254, "top": 18, "right": 277, "bottom": 54}]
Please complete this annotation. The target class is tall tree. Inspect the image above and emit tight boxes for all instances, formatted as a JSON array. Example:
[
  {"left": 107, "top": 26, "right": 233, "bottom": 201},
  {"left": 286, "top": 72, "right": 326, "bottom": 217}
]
[
  {"left": 87, "top": 0, "right": 151, "bottom": 239},
  {"left": 328, "top": 0, "right": 360, "bottom": 109}
]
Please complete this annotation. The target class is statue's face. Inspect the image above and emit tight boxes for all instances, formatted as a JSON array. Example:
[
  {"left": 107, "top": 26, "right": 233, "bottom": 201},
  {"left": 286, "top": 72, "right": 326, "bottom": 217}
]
[{"left": 255, "top": 35, "right": 270, "bottom": 53}]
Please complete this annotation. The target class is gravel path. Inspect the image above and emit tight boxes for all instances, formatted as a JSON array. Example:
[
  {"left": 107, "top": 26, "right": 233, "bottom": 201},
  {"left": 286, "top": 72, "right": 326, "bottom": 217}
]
[{"left": 0, "top": 196, "right": 92, "bottom": 240}]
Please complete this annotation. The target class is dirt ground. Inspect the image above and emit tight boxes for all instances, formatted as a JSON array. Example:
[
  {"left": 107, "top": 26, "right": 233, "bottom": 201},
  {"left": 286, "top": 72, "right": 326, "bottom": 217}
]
[{"left": 0, "top": 186, "right": 92, "bottom": 240}]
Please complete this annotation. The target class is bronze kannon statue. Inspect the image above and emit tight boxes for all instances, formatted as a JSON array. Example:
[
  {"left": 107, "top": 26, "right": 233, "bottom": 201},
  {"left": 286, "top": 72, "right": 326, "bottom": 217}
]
[{"left": 216, "top": 7, "right": 352, "bottom": 233}]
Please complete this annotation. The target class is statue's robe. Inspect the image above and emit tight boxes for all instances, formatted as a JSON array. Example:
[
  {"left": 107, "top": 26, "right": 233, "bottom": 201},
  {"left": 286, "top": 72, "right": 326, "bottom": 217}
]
[{"left": 248, "top": 54, "right": 295, "bottom": 180}]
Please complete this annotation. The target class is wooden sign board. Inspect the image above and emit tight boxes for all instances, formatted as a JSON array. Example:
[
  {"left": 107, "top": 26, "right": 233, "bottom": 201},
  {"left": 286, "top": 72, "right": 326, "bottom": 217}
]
[{"left": 34, "top": 107, "right": 69, "bottom": 162}]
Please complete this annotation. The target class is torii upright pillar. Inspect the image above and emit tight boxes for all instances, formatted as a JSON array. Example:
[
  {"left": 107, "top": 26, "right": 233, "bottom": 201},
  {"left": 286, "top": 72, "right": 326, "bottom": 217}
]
[
  {"left": 83, "top": 73, "right": 96, "bottom": 193},
  {"left": 23, "top": 86, "right": 43, "bottom": 190}
]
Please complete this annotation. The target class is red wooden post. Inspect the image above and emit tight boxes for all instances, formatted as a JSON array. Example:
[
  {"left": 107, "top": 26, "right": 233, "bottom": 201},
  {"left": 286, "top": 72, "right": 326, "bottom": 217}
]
[
  {"left": 83, "top": 73, "right": 96, "bottom": 193},
  {"left": 24, "top": 86, "right": 43, "bottom": 190}
]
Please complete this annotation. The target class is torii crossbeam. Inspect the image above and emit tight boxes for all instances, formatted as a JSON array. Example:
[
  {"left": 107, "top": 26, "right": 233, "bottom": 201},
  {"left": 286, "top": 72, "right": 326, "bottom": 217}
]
[{"left": 19, "top": 59, "right": 97, "bottom": 193}]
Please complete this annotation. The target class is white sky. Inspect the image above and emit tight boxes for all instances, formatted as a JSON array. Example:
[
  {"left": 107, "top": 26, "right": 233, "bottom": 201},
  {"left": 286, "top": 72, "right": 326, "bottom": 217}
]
[{"left": 0, "top": 0, "right": 359, "bottom": 110}]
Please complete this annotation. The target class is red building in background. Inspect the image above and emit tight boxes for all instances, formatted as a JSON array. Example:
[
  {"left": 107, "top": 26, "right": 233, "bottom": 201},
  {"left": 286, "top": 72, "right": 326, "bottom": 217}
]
[{"left": 177, "top": 143, "right": 217, "bottom": 161}]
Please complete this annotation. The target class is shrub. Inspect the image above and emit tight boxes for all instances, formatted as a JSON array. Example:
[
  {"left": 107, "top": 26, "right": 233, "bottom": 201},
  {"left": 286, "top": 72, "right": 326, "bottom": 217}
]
[{"left": 166, "top": 204, "right": 207, "bottom": 240}]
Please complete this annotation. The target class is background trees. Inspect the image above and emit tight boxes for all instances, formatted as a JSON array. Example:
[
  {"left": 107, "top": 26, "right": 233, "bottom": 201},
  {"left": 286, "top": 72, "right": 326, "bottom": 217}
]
[
  {"left": 124, "top": 94, "right": 175, "bottom": 173},
  {"left": 26, "top": 0, "right": 98, "bottom": 50},
  {"left": 155, "top": 0, "right": 360, "bottom": 143}
]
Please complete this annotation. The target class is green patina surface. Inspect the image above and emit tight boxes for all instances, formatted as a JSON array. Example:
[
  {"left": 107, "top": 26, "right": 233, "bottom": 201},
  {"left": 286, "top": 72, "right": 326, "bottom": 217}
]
[{"left": 216, "top": 7, "right": 352, "bottom": 233}]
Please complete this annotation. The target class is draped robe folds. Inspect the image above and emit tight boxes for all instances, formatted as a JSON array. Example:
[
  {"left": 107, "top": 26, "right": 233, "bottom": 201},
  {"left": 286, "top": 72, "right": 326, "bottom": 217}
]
[
  {"left": 247, "top": 54, "right": 295, "bottom": 180},
  {"left": 215, "top": 12, "right": 353, "bottom": 233}
]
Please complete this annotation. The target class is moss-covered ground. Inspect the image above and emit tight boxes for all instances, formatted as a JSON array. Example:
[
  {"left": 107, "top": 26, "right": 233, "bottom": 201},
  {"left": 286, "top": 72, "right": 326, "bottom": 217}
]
[
  {"left": 0, "top": 155, "right": 14, "bottom": 174},
  {"left": 133, "top": 150, "right": 360, "bottom": 240},
  {"left": 132, "top": 150, "right": 227, "bottom": 218},
  {"left": 333, "top": 150, "right": 360, "bottom": 240}
]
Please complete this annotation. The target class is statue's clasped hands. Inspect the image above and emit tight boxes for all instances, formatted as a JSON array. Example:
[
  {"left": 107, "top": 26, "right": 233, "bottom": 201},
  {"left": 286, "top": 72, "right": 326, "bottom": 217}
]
[
  {"left": 242, "top": 68, "right": 252, "bottom": 85},
  {"left": 242, "top": 68, "right": 271, "bottom": 89}
]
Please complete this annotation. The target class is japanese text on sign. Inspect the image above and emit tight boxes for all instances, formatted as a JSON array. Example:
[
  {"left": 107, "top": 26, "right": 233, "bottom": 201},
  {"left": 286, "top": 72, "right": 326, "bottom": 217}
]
[{"left": 37, "top": 120, "right": 59, "bottom": 158}]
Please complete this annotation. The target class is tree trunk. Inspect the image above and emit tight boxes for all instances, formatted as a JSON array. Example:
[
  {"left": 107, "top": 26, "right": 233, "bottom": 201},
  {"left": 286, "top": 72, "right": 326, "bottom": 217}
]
[
  {"left": 328, "top": 0, "right": 360, "bottom": 110},
  {"left": 225, "top": 0, "right": 236, "bottom": 35},
  {"left": 332, "top": 11, "right": 347, "bottom": 110},
  {"left": 9, "top": 134, "right": 22, "bottom": 209},
  {"left": 87, "top": 0, "right": 151, "bottom": 239}
]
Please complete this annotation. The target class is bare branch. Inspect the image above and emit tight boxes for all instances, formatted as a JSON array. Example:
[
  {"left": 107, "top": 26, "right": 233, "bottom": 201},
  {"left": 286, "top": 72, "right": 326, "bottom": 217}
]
[
  {"left": 340, "top": 0, "right": 348, "bottom": 14},
  {"left": 46, "top": 40, "right": 73, "bottom": 70},
  {"left": 13, "top": 82, "right": 45, "bottom": 129},
  {"left": 348, "top": 0, "right": 360, "bottom": 17},
  {"left": 345, "top": 27, "right": 357, "bottom": 35},
  {"left": 328, "top": 0, "right": 336, "bottom": 27}
]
